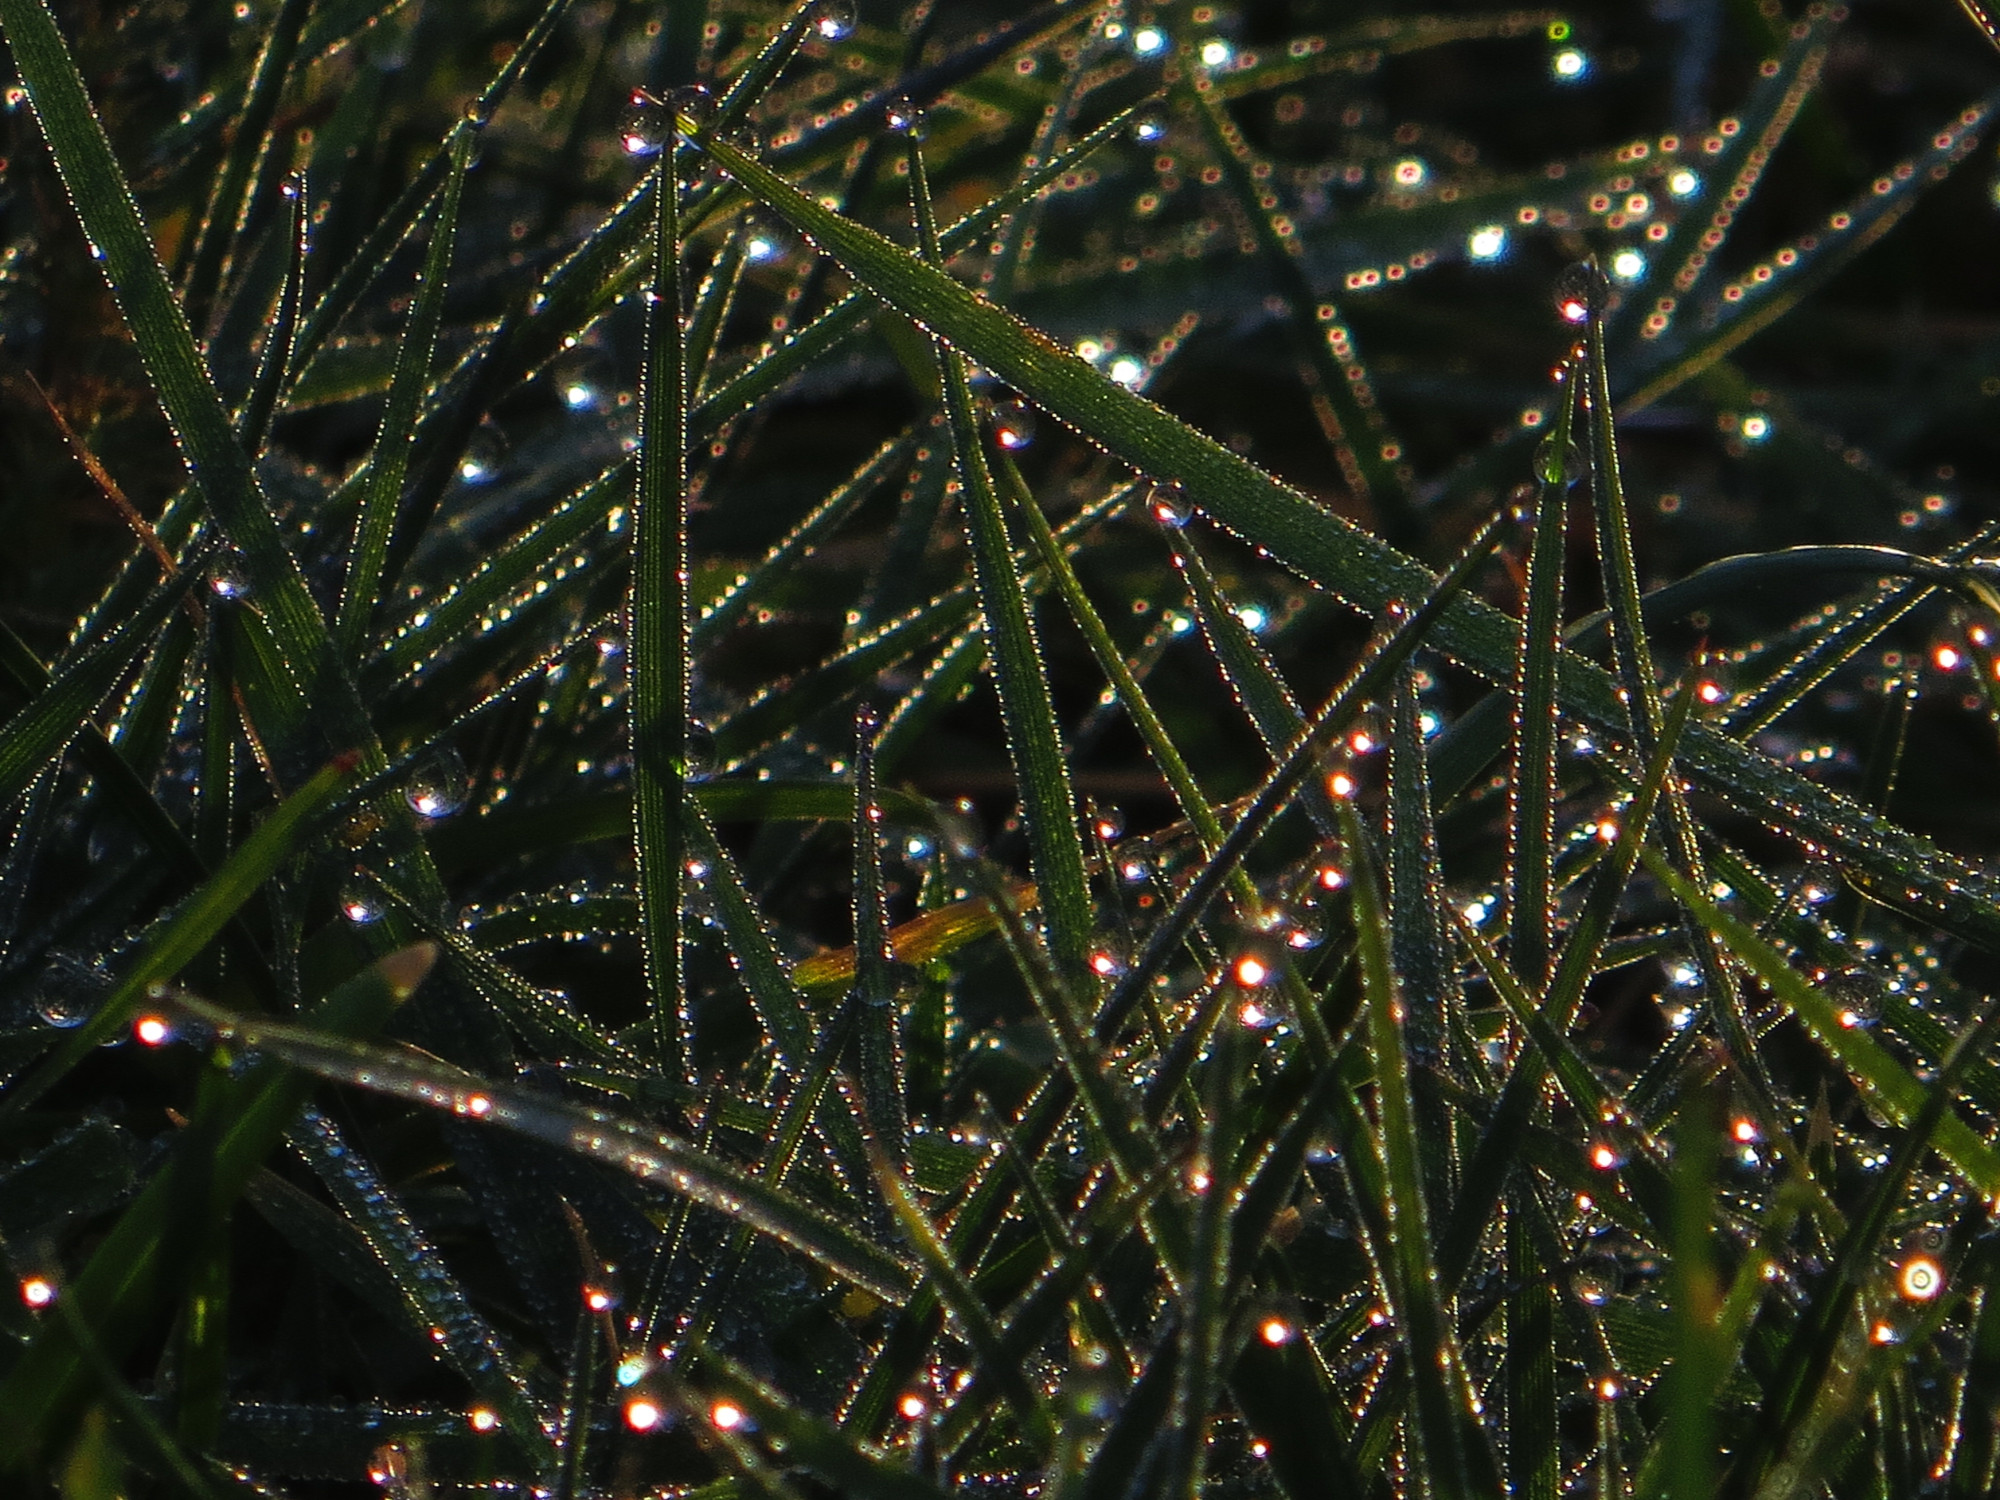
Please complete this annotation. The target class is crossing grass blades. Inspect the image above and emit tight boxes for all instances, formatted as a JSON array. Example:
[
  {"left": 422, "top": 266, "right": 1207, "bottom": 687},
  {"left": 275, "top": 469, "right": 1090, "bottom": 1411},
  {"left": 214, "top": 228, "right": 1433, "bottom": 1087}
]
[{"left": 4, "top": 0, "right": 2000, "bottom": 1495}]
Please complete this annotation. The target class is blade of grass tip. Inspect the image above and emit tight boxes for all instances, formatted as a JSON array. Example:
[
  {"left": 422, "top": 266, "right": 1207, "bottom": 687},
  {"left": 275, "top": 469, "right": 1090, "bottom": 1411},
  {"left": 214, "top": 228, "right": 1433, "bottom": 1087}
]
[
  {"left": 1180, "top": 67, "right": 1416, "bottom": 550},
  {"left": 1720, "top": 986, "right": 2000, "bottom": 1500},
  {"left": 1445, "top": 675, "right": 1701, "bottom": 1278},
  {"left": 1340, "top": 797, "right": 1500, "bottom": 1498},
  {"left": 178, "top": 0, "right": 314, "bottom": 336},
  {"left": 684, "top": 215, "right": 748, "bottom": 400},
  {"left": 0, "top": 752, "right": 359, "bottom": 1117},
  {"left": 850, "top": 705, "right": 910, "bottom": 1172},
  {"left": 868, "top": 1145, "right": 1057, "bottom": 1453},
  {"left": 159, "top": 996, "right": 920, "bottom": 1306},
  {"left": 909, "top": 132, "right": 1092, "bottom": 987},
  {"left": 237, "top": 170, "right": 309, "bottom": 454},
  {"left": 335, "top": 117, "right": 476, "bottom": 658},
  {"left": 0, "top": 943, "right": 441, "bottom": 1475},
  {"left": 1510, "top": 364, "right": 1579, "bottom": 989},
  {"left": 1098, "top": 509, "right": 1516, "bottom": 1047},
  {"left": 632, "top": 142, "right": 692, "bottom": 1078}
]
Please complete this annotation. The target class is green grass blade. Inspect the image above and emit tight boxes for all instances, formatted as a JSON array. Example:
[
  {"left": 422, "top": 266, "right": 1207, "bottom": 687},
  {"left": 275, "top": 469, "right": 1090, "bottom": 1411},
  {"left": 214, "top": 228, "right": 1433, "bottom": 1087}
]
[
  {"left": 850, "top": 707, "right": 909, "bottom": 1169},
  {"left": 913, "top": 137, "right": 1092, "bottom": 987},
  {"left": 1509, "top": 367, "right": 1577, "bottom": 987},
  {"left": 1340, "top": 797, "right": 1500, "bottom": 1497},
  {"left": 291, "top": 1107, "right": 546, "bottom": 1448},
  {"left": 632, "top": 152, "right": 692, "bottom": 1076}
]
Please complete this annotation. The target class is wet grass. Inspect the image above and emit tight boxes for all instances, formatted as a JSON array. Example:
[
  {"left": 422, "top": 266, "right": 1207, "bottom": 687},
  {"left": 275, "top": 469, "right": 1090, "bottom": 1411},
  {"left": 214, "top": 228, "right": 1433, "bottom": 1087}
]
[{"left": 4, "top": 0, "right": 2000, "bottom": 1494}]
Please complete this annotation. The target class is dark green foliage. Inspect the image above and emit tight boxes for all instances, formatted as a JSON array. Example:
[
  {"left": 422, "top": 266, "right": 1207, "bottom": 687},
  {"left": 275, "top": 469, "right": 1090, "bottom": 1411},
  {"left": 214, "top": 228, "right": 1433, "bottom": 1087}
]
[{"left": 4, "top": 0, "right": 2000, "bottom": 1495}]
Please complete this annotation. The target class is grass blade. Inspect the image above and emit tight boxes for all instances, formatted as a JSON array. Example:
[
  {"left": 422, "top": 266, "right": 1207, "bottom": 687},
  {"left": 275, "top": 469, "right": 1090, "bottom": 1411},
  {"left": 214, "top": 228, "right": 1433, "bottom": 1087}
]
[{"left": 632, "top": 150, "right": 692, "bottom": 1076}]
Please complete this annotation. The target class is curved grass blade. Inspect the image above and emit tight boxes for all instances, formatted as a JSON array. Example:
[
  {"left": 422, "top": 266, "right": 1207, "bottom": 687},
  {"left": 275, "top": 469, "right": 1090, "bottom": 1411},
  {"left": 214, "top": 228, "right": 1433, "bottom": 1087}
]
[
  {"left": 158, "top": 996, "right": 920, "bottom": 1306},
  {"left": 237, "top": 170, "right": 309, "bottom": 455}
]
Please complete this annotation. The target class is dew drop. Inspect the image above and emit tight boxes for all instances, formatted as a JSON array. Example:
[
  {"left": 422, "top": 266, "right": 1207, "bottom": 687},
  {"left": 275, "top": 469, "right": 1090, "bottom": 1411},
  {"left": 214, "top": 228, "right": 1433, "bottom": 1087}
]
[
  {"left": 1825, "top": 968, "right": 1886, "bottom": 1028},
  {"left": 1573, "top": 1251, "right": 1623, "bottom": 1305},
  {"left": 987, "top": 397, "right": 1036, "bottom": 451},
  {"left": 1534, "top": 435, "right": 1583, "bottom": 486},
  {"left": 457, "top": 420, "right": 508, "bottom": 484},
  {"left": 1132, "top": 111, "right": 1167, "bottom": 144},
  {"left": 810, "top": 0, "right": 856, "bottom": 41},
  {"left": 884, "top": 94, "right": 928, "bottom": 140},
  {"left": 208, "top": 551, "right": 252, "bottom": 599},
  {"left": 405, "top": 746, "right": 471, "bottom": 820},
  {"left": 1146, "top": 479, "right": 1192, "bottom": 528},
  {"left": 1554, "top": 261, "right": 1607, "bottom": 323},
  {"left": 340, "top": 872, "right": 384, "bottom": 926},
  {"left": 686, "top": 720, "right": 717, "bottom": 780}
]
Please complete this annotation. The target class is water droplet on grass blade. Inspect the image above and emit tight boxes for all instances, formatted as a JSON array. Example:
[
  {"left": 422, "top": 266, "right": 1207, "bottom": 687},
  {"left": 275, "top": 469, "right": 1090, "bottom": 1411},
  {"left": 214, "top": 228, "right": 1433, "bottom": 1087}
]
[
  {"left": 405, "top": 746, "right": 470, "bottom": 820},
  {"left": 209, "top": 551, "right": 251, "bottom": 599},
  {"left": 1147, "top": 480, "right": 1192, "bottom": 528},
  {"left": 885, "top": 94, "right": 927, "bottom": 140},
  {"left": 1535, "top": 435, "right": 1583, "bottom": 486},
  {"left": 810, "top": 0, "right": 855, "bottom": 40},
  {"left": 987, "top": 397, "right": 1036, "bottom": 451},
  {"left": 1554, "top": 261, "right": 1607, "bottom": 323}
]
